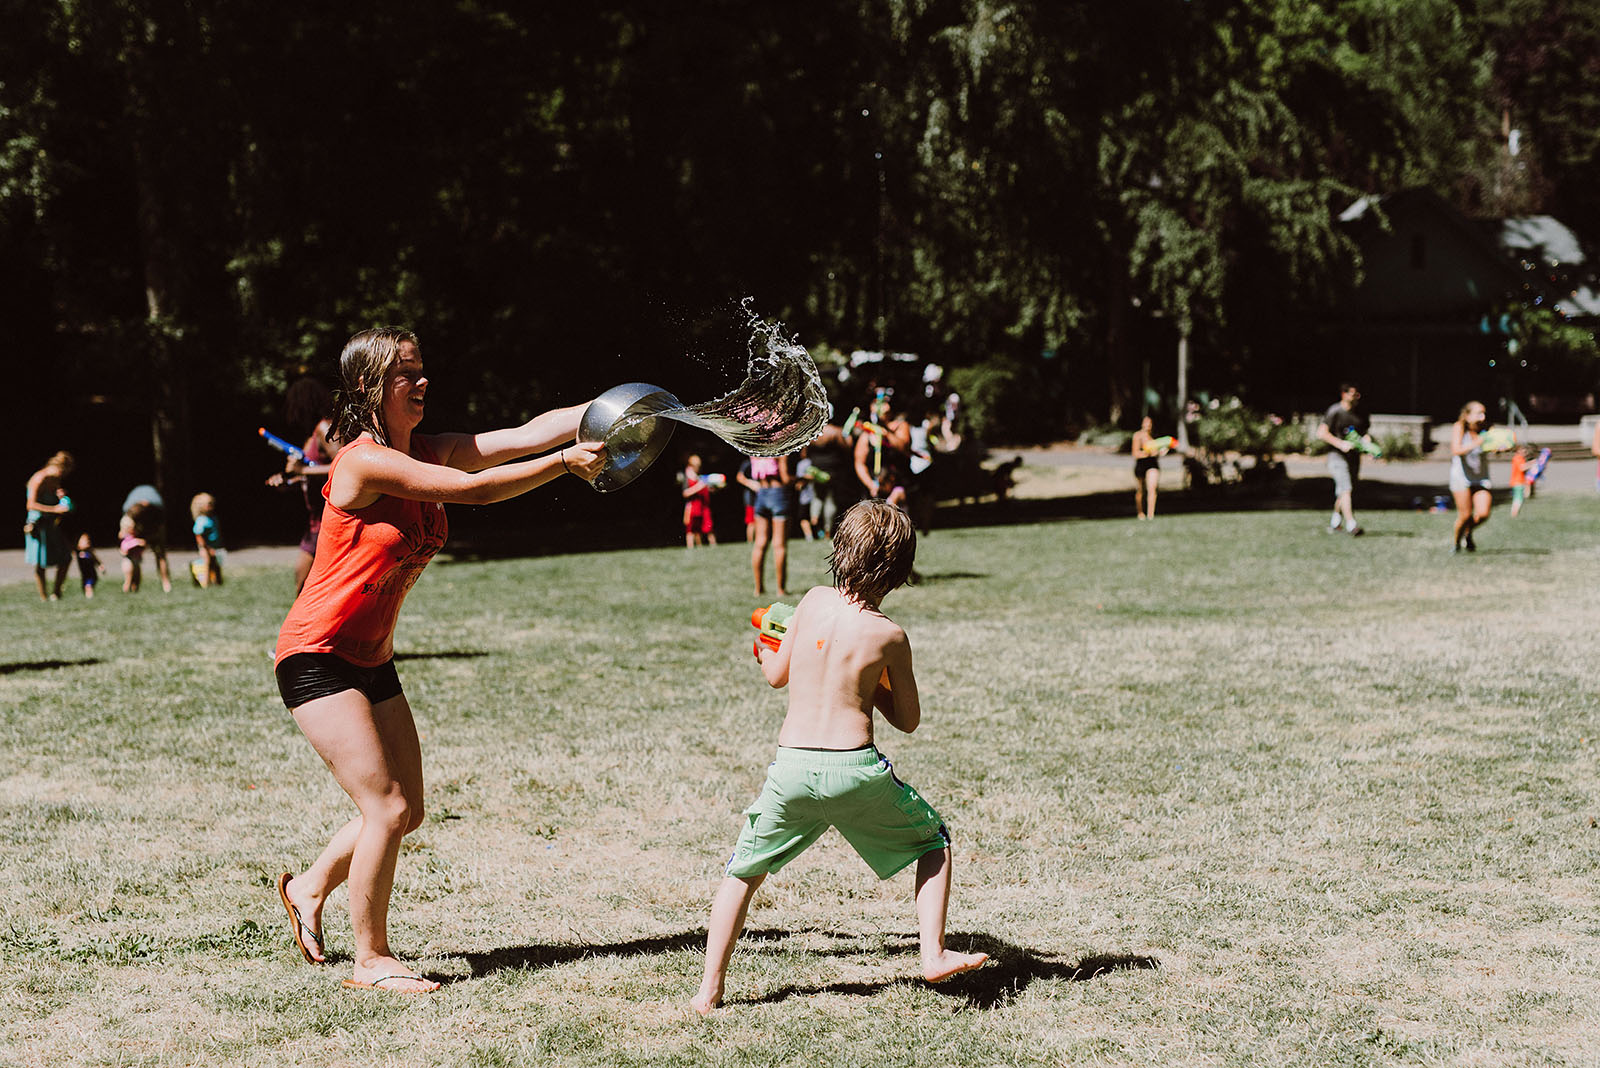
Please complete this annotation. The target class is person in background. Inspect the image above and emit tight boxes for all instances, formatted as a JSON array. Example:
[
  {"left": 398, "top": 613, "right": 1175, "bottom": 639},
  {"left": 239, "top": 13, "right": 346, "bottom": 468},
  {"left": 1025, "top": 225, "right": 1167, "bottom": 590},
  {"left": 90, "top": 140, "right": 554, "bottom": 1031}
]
[
  {"left": 75, "top": 531, "right": 105, "bottom": 598},
  {"left": 681, "top": 453, "right": 721, "bottom": 548},
  {"left": 1449, "top": 400, "right": 1493, "bottom": 553},
  {"left": 1509, "top": 443, "right": 1533, "bottom": 518},
  {"left": 1315, "top": 382, "right": 1372, "bottom": 537},
  {"left": 191, "top": 492, "right": 225, "bottom": 586},
  {"left": 266, "top": 375, "right": 343, "bottom": 594},
  {"left": 118, "top": 511, "right": 148, "bottom": 593},
  {"left": 121, "top": 484, "right": 174, "bottom": 592},
  {"left": 748, "top": 454, "right": 792, "bottom": 597},
  {"left": 24, "top": 451, "right": 75, "bottom": 601},
  {"left": 735, "top": 456, "right": 759, "bottom": 542}
]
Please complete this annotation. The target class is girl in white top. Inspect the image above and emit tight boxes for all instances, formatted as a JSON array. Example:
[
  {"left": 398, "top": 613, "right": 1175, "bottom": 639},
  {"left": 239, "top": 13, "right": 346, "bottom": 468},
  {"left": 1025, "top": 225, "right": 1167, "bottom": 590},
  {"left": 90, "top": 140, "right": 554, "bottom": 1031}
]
[{"left": 1449, "top": 400, "right": 1492, "bottom": 553}]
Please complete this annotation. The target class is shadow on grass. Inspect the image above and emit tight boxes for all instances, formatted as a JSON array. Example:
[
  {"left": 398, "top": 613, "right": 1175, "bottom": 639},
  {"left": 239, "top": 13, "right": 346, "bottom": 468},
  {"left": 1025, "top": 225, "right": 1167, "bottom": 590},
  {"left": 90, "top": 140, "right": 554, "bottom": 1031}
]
[
  {"left": 450, "top": 929, "right": 711, "bottom": 978},
  {"left": 913, "top": 570, "right": 989, "bottom": 583},
  {"left": 448, "top": 928, "right": 1156, "bottom": 1009},
  {"left": 0, "top": 658, "right": 103, "bottom": 675},
  {"left": 393, "top": 651, "right": 490, "bottom": 661},
  {"left": 742, "top": 933, "right": 1158, "bottom": 1010}
]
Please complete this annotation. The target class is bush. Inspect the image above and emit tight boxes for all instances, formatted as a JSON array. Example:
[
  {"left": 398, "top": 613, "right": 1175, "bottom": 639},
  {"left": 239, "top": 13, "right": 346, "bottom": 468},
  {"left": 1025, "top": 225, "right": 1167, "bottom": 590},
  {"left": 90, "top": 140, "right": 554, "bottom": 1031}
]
[
  {"left": 1194, "top": 397, "right": 1296, "bottom": 457},
  {"left": 947, "top": 357, "right": 1063, "bottom": 444},
  {"left": 1077, "top": 423, "right": 1134, "bottom": 451},
  {"left": 1375, "top": 432, "right": 1422, "bottom": 461}
]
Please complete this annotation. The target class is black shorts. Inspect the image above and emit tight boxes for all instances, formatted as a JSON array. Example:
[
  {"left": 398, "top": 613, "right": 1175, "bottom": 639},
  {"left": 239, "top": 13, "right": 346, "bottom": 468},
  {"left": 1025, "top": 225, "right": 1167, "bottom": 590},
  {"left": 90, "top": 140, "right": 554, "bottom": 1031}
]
[{"left": 275, "top": 652, "right": 403, "bottom": 710}]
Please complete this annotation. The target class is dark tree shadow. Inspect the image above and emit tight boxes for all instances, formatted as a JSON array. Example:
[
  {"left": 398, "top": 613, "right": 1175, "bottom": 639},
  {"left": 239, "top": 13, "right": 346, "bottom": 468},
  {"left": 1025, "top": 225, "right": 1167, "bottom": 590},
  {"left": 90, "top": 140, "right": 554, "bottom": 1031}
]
[
  {"left": 445, "top": 927, "right": 1156, "bottom": 1009},
  {"left": 393, "top": 651, "right": 490, "bottom": 661},
  {"left": 0, "top": 658, "right": 103, "bottom": 675}
]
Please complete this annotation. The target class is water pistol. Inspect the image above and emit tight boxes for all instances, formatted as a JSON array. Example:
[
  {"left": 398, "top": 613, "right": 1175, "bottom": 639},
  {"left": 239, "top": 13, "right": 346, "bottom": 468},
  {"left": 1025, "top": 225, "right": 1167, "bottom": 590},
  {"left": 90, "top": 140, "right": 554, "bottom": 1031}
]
[
  {"left": 259, "top": 427, "right": 307, "bottom": 463},
  {"left": 750, "top": 601, "right": 796, "bottom": 658},
  {"left": 1343, "top": 428, "right": 1383, "bottom": 458},
  {"left": 1144, "top": 435, "right": 1178, "bottom": 456},
  {"left": 1526, "top": 446, "right": 1552, "bottom": 484},
  {"left": 1478, "top": 427, "right": 1517, "bottom": 453}
]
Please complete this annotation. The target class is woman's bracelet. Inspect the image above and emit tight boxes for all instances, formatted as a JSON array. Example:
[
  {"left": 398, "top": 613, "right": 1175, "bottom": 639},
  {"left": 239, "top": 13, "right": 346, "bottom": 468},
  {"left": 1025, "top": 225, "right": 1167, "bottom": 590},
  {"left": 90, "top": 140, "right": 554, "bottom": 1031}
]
[{"left": 560, "top": 448, "right": 570, "bottom": 474}]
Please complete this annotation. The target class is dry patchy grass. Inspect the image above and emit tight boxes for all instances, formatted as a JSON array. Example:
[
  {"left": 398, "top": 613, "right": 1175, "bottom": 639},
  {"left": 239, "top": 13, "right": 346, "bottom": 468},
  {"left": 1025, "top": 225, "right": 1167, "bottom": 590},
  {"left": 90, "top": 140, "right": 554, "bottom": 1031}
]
[{"left": 3, "top": 495, "right": 1599, "bottom": 1066}]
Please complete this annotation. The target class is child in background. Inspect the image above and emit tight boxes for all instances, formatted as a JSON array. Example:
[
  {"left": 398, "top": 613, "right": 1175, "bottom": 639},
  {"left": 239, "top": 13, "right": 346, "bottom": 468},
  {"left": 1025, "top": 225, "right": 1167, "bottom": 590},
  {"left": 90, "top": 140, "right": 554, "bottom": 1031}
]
[
  {"left": 681, "top": 454, "right": 721, "bottom": 548},
  {"left": 75, "top": 532, "right": 104, "bottom": 598},
  {"left": 119, "top": 512, "right": 147, "bottom": 592},
  {"left": 690, "top": 499, "right": 987, "bottom": 1014},
  {"left": 190, "top": 492, "right": 225, "bottom": 587},
  {"left": 1509, "top": 443, "right": 1534, "bottom": 517}
]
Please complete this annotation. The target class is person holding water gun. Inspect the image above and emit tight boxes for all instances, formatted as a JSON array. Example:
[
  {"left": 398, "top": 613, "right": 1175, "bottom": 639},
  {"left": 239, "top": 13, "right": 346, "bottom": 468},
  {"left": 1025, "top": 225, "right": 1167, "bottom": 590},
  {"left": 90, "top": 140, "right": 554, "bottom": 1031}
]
[
  {"left": 1315, "top": 382, "right": 1373, "bottom": 536},
  {"left": 692, "top": 500, "right": 987, "bottom": 1014},
  {"left": 263, "top": 375, "right": 343, "bottom": 595},
  {"left": 1508, "top": 443, "right": 1546, "bottom": 517},
  {"left": 681, "top": 453, "right": 722, "bottom": 548},
  {"left": 1130, "top": 415, "right": 1190, "bottom": 521},
  {"left": 851, "top": 386, "right": 912, "bottom": 510},
  {"left": 1449, "top": 400, "right": 1495, "bottom": 552}
]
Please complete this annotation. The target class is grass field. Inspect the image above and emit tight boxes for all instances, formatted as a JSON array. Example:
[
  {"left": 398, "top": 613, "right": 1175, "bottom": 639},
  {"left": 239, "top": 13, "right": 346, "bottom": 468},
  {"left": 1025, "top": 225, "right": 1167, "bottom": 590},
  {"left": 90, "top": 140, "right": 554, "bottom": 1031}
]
[{"left": 4, "top": 494, "right": 1599, "bottom": 1066}]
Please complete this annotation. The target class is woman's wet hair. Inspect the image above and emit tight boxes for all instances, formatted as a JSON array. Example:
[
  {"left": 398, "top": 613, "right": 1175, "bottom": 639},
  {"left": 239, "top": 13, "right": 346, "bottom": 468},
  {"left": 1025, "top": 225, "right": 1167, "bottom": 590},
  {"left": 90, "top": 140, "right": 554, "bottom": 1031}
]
[{"left": 334, "top": 327, "right": 419, "bottom": 447}]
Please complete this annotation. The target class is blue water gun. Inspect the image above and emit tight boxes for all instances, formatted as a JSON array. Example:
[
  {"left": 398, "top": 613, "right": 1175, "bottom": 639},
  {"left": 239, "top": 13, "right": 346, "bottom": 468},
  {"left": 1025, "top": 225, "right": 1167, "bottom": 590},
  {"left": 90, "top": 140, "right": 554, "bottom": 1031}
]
[{"left": 258, "top": 427, "right": 307, "bottom": 463}]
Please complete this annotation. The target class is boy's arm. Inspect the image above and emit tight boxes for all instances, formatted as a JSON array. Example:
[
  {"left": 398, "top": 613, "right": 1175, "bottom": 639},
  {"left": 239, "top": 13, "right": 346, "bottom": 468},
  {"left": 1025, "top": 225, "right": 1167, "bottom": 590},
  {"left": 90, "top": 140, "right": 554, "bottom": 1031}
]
[
  {"left": 874, "top": 633, "right": 921, "bottom": 733},
  {"left": 756, "top": 627, "right": 793, "bottom": 689}
]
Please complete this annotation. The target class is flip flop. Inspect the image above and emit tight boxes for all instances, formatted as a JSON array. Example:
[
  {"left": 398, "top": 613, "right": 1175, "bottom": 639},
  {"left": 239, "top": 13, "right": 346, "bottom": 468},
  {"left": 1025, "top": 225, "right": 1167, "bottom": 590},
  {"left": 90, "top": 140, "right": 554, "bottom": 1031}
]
[
  {"left": 276, "top": 872, "right": 325, "bottom": 965},
  {"left": 342, "top": 974, "right": 440, "bottom": 994}
]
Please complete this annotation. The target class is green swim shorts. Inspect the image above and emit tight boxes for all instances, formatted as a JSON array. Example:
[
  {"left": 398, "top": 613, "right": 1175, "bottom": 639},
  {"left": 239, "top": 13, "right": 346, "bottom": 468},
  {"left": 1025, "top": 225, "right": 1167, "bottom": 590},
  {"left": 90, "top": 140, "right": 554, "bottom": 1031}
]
[{"left": 726, "top": 745, "right": 950, "bottom": 881}]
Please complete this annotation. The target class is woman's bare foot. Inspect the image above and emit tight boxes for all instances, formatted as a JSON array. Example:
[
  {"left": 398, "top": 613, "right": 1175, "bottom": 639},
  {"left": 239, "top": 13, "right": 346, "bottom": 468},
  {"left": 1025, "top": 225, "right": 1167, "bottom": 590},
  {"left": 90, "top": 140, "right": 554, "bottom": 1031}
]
[
  {"left": 345, "top": 955, "right": 439, "bottom": 993},
  {"left": 690, "top": 985, "right": 723, "bottom": 1016},
  {"left": 276, "top": 872, "right": 326, "bottom": 964},
  {"left": 923, "top": 950, "right": 988, "bottom": 983}
]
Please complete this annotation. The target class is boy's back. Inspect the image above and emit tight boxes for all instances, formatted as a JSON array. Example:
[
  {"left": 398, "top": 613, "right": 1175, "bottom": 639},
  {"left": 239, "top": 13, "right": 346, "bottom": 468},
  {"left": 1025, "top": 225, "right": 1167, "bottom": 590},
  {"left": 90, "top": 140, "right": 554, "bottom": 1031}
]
[{"left": 770, "top": 586, "right": 921, "bottom": 750}]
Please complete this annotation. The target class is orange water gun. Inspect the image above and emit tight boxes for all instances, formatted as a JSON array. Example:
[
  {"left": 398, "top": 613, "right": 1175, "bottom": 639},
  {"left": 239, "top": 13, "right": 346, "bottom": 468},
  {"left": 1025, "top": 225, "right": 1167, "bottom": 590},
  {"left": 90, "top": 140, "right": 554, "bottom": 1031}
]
[{"left": 751, "top": 602, "right": 795, "bottom": 658}]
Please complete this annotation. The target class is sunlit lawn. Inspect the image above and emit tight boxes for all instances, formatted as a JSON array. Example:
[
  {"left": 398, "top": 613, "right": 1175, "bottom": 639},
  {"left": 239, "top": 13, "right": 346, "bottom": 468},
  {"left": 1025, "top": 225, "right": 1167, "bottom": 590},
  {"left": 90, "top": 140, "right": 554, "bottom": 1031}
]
[{"left": 3, "top": 492, "right": 1599, "bottom": 1066}]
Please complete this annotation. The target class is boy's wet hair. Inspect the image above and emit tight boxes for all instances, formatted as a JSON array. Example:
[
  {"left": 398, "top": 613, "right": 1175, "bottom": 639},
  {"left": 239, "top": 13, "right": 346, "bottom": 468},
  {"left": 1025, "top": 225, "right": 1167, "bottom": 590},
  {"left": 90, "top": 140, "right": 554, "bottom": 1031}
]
[{"left": 829, "top": 499, "right": 916, "bottom": 604}]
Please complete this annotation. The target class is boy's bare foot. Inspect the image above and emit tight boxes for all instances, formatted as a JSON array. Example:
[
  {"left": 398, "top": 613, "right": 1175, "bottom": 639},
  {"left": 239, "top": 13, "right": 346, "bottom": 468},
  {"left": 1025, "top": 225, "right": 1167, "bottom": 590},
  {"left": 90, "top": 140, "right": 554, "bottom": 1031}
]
[
  {"left": 690, "top": 987, "right": 722, "bottom": 1016},
  {"left": 923, "top": 950, "right": 989, "bottom": 983},
  {"left": 345, "top": 956, "right": 438, "bottom": 993}
]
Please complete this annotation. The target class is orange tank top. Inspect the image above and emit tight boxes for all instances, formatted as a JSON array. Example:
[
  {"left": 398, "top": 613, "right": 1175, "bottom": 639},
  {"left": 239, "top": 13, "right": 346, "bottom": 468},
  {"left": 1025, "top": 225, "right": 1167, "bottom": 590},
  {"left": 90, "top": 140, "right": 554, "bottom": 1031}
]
[{"left": 274, "top": 438, "right": 449, "bottom": 668}]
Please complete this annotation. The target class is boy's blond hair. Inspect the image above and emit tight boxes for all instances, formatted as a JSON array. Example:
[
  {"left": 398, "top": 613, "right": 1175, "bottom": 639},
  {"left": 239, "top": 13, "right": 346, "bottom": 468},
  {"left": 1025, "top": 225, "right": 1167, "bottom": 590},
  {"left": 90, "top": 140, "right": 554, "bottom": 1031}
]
[
  {"left": 190, "top": 492, "right": 215, "bottom": 519},
  {"left": 828, "top": 499, "right": 915, "bottom": 604}
]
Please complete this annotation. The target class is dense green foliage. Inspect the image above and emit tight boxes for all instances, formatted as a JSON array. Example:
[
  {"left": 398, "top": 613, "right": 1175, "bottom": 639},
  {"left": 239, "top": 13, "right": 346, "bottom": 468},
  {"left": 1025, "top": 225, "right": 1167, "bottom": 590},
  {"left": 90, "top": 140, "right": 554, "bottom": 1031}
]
[{"left": 3, "top": 1, "right": 1596, "bottom": 530}]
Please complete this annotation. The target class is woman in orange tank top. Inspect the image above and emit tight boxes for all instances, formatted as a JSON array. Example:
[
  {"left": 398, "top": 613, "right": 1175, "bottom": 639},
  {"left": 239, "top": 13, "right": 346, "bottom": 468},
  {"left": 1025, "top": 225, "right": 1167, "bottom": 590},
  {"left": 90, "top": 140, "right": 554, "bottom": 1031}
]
[{"left": 273, "top": 327, "right": 607, "bottom": 994}]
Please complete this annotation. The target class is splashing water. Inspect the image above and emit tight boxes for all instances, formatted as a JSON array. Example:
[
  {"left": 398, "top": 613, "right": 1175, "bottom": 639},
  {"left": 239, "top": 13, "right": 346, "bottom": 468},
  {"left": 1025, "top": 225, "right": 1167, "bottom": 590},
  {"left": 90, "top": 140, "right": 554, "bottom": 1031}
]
[{"left": 606, "top": 304, "right": 831, "bottom": 457}]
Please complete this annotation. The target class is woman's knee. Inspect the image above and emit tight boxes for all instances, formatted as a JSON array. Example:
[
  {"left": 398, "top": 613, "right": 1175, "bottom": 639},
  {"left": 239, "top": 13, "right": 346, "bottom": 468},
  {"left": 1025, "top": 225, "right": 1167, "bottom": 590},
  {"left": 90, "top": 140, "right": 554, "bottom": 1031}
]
[
  {"left": 362, "top": 788, "right": 416, "bottom": 837},
  {"left": 403, "top": 795, "right": 426, "bottom": 834}
]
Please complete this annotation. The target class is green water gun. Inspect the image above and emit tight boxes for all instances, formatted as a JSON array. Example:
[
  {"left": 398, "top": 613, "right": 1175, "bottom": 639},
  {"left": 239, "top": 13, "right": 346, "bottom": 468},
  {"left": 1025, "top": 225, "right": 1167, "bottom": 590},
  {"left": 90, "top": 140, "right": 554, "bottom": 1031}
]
[
  {"left": 1143, "top": 435, "right": 1178, "bottom": 456},
  {"left": 1343, "top": 428, "right": 1383, "bottom": 458},
  {"left": 751, "top": 601, "right": 796, "bottom": 657}
]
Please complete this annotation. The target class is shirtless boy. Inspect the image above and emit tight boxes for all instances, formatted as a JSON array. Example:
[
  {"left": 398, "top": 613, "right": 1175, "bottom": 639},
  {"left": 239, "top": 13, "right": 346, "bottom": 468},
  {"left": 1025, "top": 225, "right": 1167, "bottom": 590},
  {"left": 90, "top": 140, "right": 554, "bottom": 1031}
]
[{"left": 691, "top": 498, "right": 987, "bottom": 1014}]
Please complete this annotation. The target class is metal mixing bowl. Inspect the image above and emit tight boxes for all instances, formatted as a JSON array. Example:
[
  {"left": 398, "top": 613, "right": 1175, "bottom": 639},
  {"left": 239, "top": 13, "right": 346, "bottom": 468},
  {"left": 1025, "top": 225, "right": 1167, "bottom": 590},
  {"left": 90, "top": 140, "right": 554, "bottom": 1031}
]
[{"left": 578, "top": 382, "right": 682, "bottom": 492}]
